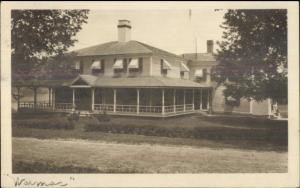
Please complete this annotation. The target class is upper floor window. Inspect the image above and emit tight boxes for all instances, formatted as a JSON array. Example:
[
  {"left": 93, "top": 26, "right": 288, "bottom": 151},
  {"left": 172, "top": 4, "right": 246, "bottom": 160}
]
[
  {"left": 161, "top": 59, "right": 172, "bottom": 76},
  {"left": 91, "top": 59, "right": 105, "bottom": 75},
  {"left": 180, "top": 62, "right": 189, "bottom": 79},
  {"left": 113, "top": 58, "right": 125, "bottom": 74},
  {"left": 75, "top": 61, "right": 84, "bottom": 74},
  {"left": 180, "top": 71, "right": 185, "bottom": 78},
  {"left": 128, "top": 58, "right": 143, "bottom": 73},
  {"left": 195, "top": 68, "right": 207, "bottom": 82}
]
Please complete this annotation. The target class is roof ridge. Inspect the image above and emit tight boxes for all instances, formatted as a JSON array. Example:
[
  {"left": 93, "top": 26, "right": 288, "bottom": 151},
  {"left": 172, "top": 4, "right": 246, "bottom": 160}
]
[{"left": 133, "top": 40, "right": 182, "bottom": 59}]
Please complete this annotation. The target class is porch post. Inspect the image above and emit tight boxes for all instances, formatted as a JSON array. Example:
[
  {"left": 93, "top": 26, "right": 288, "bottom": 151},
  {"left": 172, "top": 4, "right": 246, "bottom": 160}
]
[
  {"left": 192, "top": 89, "right": 195, "bottom": 110},
  {"left": 162, "top": 89, "right": 165, "bottom": 115},
  {"left": 173, "top": 89, "right": 176, "bottom": 112},
  {"left": 91, "top": 88, "right": 95, "bottom": 111},
  {"left": 48, "top": 88, "right": 51, "bottom": 105},
  {"left": 267, "top": 98, "right": 272, "bottom": 118},
  {"left": 17, "top": 87, "right": 20, "bottom": 111},
  {"left": 113, "top": 89, "right": 116, "bottom": 113},
  {"left": 137, "top": 89, "right": 140, "bottom": 114},
  {"left": 52, "top": 88, "right": 55, "bottom": 110},
  {"left": 183, "top": 89, "right": 186, "bottom": 112},
  {"left": 72, "top": 88, "right": 75, "bottom": 111},
  {"left": 200, "top": 88, "right": 202, "bottom": 110},
  {"left": 249, "top": 98, "right": 253, "bottom": 114},
  {"left": 33, "top": 87, "right": 37, "bottom": 110},
  {"left": 207, "top": 89, "right": 210, "bottom": 111}
]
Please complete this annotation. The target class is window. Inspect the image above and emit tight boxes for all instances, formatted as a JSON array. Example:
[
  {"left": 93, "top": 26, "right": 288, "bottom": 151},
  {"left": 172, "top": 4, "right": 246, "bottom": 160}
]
[
  {"left": 138, "top": 58, "right": 143, "bottom": 72},
  {"left": 79, "top": 61, "right": 84, "bottom": 74},
  {"left": 91, "top": 59, "right": 105, "bottom": 75},
  {"left": 123, "top": 59, "right": 128, "bottom": 73},
  {"left": 195, "top": 68, "right": 207, "bottom": 82},
  {"left": 161, "top": 59, "right": 167, "bottom": 76},
  {"left": 180, "top": 71, "right": 185, "bottom": 78}
]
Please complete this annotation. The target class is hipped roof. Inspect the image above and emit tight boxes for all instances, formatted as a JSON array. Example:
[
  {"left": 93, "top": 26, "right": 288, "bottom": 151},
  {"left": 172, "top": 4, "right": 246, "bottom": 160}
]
[
  {"left": 74, "top": 40, "right": 183, "bottom": 60},
  {"left": 70, "top": 75, "right": 211, "bottom": 88}
]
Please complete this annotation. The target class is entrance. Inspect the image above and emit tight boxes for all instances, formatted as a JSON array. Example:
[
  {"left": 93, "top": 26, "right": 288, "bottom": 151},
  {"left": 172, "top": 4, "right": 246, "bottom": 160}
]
[{"left": 75, "top": 88, "right": 92, "bottom": 111}]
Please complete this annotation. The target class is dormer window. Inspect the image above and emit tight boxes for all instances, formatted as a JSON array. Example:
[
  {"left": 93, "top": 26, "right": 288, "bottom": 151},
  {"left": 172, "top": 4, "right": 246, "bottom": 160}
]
[{"left": 161, "top": 59, "right": 172, "bottom": 76}]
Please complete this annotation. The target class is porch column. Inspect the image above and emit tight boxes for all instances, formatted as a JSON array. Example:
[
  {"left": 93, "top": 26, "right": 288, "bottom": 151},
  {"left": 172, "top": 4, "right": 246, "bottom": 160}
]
[
  {"left": 249, "top": 98, "right": 253, "bottom": 114},
  {"left": 183, "top": 89, "right": 186, "bottom": 112},
  {"left": 17, "top": 87, "right": 20, "bottom": 111},
  {"left": 48, "top": 88, "right": 51, "bottom": 105},
  {"left": 162, "top": 89, "right": 165, "bottom": 115},
  {"left": 267, "top": 98, "right": 272, "bottom": 118},
  {"left": 72, "top": 88, "right": 75, "bottom": 111},
  {"left": 52, "top": 88, "right": 55, "bottom": 110},
  {"left": 173, "top": 89, "right": 176, "bottom": 112},
  {"left": 91, "top": 88, "right": 95, "bottom": 111},
  {"left": 192, "top": 89, "right": 195, "bottom": 110},
  {"left": 113, "top": 89, "right": 116, "bottom": 113},
  {"left": 200, "top": 88, "right": 202, "bottom": 110},
  {"left": 137, "top": 89, "right": 140, "bottom": 114},
  {"left": 33, "top": 87, "right": 37, "bottom": 110},
  {"left": 207, "top": 89, "right": 210, "bottom": 111}
]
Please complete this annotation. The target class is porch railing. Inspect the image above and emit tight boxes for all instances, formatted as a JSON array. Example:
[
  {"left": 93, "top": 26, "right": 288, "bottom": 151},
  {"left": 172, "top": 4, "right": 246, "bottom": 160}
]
[
  {"left": 55, "top": 103, "right": 73, "bottom": 111},
  {"left": 116, "top": 105, "right": 137, "bottom": 113},
  {"left": 185, "top": 104, "right": 194, "bottom": 111},
  {"left": 19, "top": 101, "right": 52, "bottom": 110},
  {"left": 94, "top": 104, "right": 114, "bottom": 112},
  {"left": 164, "top": 105, "right": 175, "bottom": 113},
  {"left": 139, "top": 106, "right": 162, "bottom": 113}
]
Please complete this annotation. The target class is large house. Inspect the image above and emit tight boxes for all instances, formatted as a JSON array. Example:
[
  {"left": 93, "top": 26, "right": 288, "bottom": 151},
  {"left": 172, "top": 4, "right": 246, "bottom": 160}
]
[{"left": 13, "top": 20, "right": 287, "bottom": 118}]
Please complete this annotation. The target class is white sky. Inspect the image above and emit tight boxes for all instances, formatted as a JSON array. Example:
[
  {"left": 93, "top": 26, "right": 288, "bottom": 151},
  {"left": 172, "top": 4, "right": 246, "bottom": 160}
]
[{"left": 70, "top": 9, "right": 225, "bottom": 55}]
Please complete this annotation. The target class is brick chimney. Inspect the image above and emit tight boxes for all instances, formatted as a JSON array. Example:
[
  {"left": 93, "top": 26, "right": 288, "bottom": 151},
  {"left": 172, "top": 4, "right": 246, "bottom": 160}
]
[
  {"left": 207, "top": 40, "right": 214, "bottom": 53},
  {"left": 118, "top": 20, "right": 131, "bottom": 42}
]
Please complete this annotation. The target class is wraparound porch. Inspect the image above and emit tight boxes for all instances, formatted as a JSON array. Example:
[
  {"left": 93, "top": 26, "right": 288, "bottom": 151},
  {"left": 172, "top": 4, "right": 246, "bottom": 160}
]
[{"left": 18, "top": 87, "right": 212, "bottom": 117}]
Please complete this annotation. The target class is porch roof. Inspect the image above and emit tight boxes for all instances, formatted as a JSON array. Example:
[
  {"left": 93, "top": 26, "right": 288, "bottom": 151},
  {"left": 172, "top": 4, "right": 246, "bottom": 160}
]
[
  {"left": 12, "top": 79, "right": 72, "bottom": 87},
  {"left": 71, "top": 75, "right": 211, "bottom": 88}
]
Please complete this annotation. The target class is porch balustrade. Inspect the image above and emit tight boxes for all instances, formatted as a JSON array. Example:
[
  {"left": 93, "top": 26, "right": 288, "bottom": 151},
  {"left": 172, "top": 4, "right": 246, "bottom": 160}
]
[
  {"left": 55, "top": 103, "right": 73, "bottom": 111},
  {"left": 19, "top": 101, "right": 52, "bottom": 110}
]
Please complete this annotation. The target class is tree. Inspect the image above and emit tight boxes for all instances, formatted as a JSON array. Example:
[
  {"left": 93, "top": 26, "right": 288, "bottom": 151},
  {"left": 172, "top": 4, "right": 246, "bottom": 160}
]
[
  {"left": 214, "top": 10, "right": 287, "bottom": 104},
  {"left": 11, "top": 9, "right": 89, "bottom": 80}
]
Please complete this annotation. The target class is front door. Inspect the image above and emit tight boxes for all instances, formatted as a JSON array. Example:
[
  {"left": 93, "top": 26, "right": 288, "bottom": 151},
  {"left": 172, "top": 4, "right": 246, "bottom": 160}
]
[{"left": 75, "top": 88, "right": 92, "bottom": 111}]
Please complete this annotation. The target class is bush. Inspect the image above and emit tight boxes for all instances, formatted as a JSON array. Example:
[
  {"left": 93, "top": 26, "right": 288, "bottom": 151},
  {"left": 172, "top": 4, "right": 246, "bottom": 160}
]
[
  {"left": 94, "top": 112, "right": 110, "bottom": 122},
  {"left": 67, "top": 112, "right": 80, "bottom": 122},
  {"left": 13, "top": 116, "right": 75, "bottom": 130}
]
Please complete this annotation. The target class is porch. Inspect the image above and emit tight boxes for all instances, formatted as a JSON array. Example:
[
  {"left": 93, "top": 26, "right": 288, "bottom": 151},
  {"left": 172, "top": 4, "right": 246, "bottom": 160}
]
[{"left": 18, "top": 87, "right": 212, "bottom": 117}]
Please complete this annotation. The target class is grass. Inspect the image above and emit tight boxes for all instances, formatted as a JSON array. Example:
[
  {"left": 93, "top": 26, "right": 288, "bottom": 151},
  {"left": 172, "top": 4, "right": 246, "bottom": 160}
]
[
  {"left": 12, "top": 112, "right": 288, "bottom": 173},
  {"left": 13, "top": 137, "right": 287, "bottom": 173},
  {"left": 12, "top": 113, "right": 287, "bottom": 152}
]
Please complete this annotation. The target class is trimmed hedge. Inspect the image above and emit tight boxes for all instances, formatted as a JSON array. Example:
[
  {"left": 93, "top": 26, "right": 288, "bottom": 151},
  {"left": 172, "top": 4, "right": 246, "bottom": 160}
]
[
  {"left": 83, "top": 118, "right": 287, "bottom": 144},
  {"left": 13, "top": 117, "right": 75, "bottom": 130}
]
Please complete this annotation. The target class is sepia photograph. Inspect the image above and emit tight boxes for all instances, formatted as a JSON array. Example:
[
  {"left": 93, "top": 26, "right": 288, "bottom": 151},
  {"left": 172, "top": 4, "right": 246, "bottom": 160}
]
[{"left": 1, "top": 1, "right": 299, "bottom": 188}]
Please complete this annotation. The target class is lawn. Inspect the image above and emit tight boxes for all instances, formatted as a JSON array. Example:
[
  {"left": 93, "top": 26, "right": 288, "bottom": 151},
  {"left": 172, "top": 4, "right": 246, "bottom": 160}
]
[
  {"left": 13, "top": 137, "right": 287, "bottom": 173},
  {"left": 12, "top": 112, "right": 288, "bottom": 173}
]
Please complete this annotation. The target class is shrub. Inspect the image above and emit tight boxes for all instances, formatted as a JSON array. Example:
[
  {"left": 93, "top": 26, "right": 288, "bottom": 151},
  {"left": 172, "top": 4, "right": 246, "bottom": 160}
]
[
  {"left": 67, "top": 112, "right": 80, "bottom": 122},
  {"left": 13, "top": 116, "right": 74, "bottom": 130},
  {"left": 94, "top": 112, "right": 110, "bottom": 122}
]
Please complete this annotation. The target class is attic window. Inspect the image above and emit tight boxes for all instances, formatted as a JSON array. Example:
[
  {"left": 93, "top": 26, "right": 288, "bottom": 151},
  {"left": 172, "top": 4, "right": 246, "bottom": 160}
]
[
  {"left": 161, "top": 59, "right": 172, "bottom": 70},
  {"left": 128, "top": 58, "right": 139, "bottom": 69},
  {"left": 195, "top": 69, "right": 207, "bottom": 82},
  {"left": 75, "top": 61, "right": 84, "bottom": 74}
]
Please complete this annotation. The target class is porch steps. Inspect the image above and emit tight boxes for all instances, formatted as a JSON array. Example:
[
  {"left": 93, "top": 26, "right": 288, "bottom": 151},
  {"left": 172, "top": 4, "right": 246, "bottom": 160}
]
[{"left": 78, "top": 111, "right": 93, "bottom": 117}]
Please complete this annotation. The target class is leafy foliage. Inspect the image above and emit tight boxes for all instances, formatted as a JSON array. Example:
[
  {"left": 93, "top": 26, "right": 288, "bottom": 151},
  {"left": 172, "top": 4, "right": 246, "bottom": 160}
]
[
  {"left": 11, "top": 9, "right": 89, "bottom": 80},
  {"left": 214, "top": 10, "right": 287, "bottom": 104}
]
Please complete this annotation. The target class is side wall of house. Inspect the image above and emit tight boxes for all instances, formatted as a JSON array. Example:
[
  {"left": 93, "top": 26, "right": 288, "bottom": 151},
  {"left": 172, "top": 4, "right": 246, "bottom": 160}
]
[
  {"left": 75, "top": 55, "right": 151, "bottom": 77},
  {"left": 151, "top": 55, "right": 182, "bottom": 78}
]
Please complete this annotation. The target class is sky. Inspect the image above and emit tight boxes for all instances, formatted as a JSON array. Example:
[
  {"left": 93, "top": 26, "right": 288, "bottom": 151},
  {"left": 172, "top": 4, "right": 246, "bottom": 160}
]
[{"left": 70, "top": 8, "right": 225, "bottom": 55}]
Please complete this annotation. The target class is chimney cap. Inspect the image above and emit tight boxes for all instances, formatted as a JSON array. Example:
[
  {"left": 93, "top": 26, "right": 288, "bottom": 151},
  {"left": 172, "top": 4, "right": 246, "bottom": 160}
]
[
  {"left": 207, "top": 40, "right": 214, "bottom": 44},
  {"left": 118, "top": 20, "right": 131, "bottom": 29}
]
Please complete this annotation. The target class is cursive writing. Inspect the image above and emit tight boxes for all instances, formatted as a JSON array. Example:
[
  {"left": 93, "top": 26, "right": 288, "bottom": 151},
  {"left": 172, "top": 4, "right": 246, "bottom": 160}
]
[{"left": 14, "top": 177, "right": 68, "bottom": 187}]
